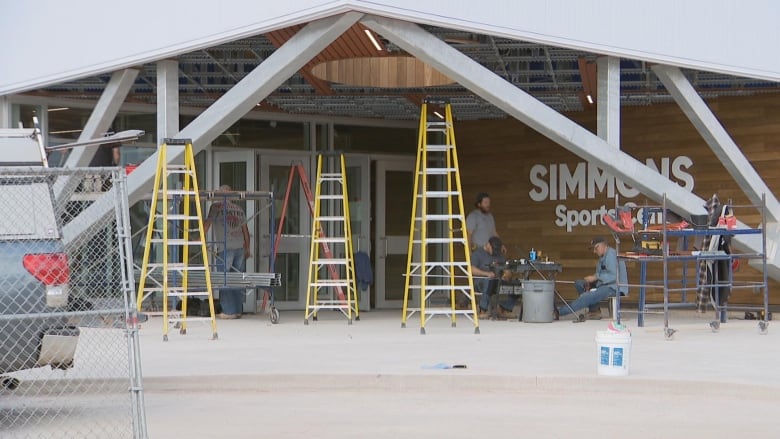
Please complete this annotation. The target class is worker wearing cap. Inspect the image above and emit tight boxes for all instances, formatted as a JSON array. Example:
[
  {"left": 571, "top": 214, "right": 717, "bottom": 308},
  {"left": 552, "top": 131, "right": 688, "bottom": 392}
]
[
  {"left": 466, "top": 192, "right": 503, "bottom": 252},
  {"left": 555, "top": 236, "right": 628, "bottom": 321}
]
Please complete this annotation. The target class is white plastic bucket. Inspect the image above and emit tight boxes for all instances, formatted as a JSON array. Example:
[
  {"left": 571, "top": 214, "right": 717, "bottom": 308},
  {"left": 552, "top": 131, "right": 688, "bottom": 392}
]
[{"left": 595, "top": 330, "right": 632, "bottom": 376}]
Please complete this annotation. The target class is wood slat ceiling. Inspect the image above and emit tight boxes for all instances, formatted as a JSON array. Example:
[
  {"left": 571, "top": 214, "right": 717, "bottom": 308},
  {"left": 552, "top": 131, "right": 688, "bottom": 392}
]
[{"left": 266, "top": 23, "right": 389, "bottom": 96}]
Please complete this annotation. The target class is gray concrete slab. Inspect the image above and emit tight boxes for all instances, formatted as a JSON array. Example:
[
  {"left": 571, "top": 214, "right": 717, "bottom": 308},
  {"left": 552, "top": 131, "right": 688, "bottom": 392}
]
[{"left": 137, "top": 309, "right": 779, "bottom": 438}]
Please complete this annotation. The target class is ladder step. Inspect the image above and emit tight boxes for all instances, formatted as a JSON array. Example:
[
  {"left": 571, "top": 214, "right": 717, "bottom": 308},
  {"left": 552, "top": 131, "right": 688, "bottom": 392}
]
[
  {"left": 319, "top": 173, "right": 344, "bottom": 178},
  {"left": 310, "top": 281, "right": 351, "bottom": 287},
  {"left": 167, "top": 291, "right": 212, "bottom": 297},
  {"left": 317, "top": 195, "right": 345, "bottom": 200},
  {"left": 419, "top": 168, "right": 457, "bottom": 175},
  {"left": 312, "top": 259, "right": 350, "bottom": 264},
  {"left": 419, "top": 191, "right": 460, "bottom": 198},
  {"left": 150, "top": 239, "right": 205, "bottom": 245},
  {"left": 315, "top": 216, "right": 346, "bottom": 221},
  {"left": 147, "top": 263, "right": 208, "bottom": 271},
  {"left": 425, "top": 144, "right": 452, "bottom": 151},
  {"left": 166, "top": 169, "right": 195, "bottom": 175},
  {"left": 422, "top": 214, "right": 465, "bottom": 221},
  {"left": 157, "top": 214, "right": 201, "bottom": 221},
  {"left": 313, "top": 237, "right": 348, "bottom": 243},
  {"left": 162, "top": 189, "right": 199, "bottom": 196},
  {"left": 410, "top": 262, "right": 470, "bottom": 267},
  {"left": 411, "top": 238, "right": 467, "bottom": 244},
  {"left": 168, "top": 317, "right": 214, "bottom": 322}
]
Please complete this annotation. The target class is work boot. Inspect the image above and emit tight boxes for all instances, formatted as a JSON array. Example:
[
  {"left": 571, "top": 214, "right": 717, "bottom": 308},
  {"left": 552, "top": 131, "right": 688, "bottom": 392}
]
[
  {"left": 497, "top": 307, "right": 518, "bottom": 320},
  {"left": 587, "top": 310, "right": 603, "bottom": 320}
]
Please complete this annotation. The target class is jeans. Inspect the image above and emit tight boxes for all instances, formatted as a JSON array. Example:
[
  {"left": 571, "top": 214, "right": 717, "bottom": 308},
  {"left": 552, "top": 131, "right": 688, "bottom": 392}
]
[
  {"left": 477, "top": 278, "right": 519, "bottom": 313},
  {"left": 558, "top": 279, "right": 616, "bottom": 316},
  {"left": 215, "top": 248, "right": 246, "bottom": 315}
]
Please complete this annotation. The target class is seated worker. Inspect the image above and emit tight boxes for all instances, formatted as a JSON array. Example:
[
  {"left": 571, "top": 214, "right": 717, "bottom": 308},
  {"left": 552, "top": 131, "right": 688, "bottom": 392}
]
[
  {"left": 472, "top": 237, "right": 518, "bottom": 320},
  {"left": 555, "top": 236, "right": 628, "bottom": 321}
]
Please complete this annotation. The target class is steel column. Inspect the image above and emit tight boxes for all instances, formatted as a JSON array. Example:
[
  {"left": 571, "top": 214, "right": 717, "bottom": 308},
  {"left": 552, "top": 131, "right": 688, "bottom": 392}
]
[{"left": 0, "top": 95, "right": 9, "bottom": 128}]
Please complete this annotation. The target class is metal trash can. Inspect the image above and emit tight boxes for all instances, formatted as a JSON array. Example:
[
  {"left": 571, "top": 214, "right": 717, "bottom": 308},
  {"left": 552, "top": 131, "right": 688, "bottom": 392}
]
[{"left": 521, "top": 280, "right": 555, "bottom": 323}]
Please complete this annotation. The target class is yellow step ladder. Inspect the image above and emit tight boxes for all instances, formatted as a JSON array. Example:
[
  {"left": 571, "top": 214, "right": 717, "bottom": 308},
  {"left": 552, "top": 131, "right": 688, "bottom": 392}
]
[
  {"left": 402, "top": 99, "right": 479, "bottom": 335},
  {"left": 136, "top": 138, "right": 218, "bottom": 341},
  {"left": 304, "top": 153, "right": 359, "bottom": 324}
]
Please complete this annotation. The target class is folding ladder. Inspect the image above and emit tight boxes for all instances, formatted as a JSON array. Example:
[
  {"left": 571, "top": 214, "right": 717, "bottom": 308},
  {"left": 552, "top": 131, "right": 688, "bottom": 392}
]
[
  {"left": 304, "top": 153, "right": 359, "bottom": 324},
  {"left": 402, "top": 99, "right": 479, "bottom": 334},
  {"left": 136, "top": 138, "right": 218, "bottom": 341}
]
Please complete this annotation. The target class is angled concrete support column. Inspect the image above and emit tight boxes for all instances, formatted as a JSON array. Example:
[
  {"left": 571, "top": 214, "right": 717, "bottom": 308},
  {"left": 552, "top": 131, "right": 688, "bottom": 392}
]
[
  {"left": 596, "top": 56, "right": 620, "bottom": 147},
  {"left": 64, "top": 69, "right": 139, "bottom": 168},
  {"left": 363, "top": 16, "right": 703, "bottom": 217},
  {"left": 63, "top": 12, "right": 362, "bottom": 246},
  {"left": 157, "top": 59, "right": 179, "bottom": 142},
  {"left": 652, "top": 64, "right": 780, "bottom": 222}
]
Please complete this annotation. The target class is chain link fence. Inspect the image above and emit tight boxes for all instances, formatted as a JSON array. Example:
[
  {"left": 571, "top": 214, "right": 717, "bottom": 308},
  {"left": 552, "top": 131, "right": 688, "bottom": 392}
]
[{"left": 0, "top": 167, "right": 146, "bottom": 438}]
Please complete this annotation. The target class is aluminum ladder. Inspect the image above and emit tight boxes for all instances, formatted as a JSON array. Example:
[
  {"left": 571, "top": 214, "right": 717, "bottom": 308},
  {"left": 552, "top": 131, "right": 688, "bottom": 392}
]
[
  {"left": 135, "top": 138, "right": 218, "bottom": 341},
  {"left": 402, "top": 99, "right": 479, "bottom": 335},
  {"left": 304, "top": 153, "right": 359, "bottom": 324}
]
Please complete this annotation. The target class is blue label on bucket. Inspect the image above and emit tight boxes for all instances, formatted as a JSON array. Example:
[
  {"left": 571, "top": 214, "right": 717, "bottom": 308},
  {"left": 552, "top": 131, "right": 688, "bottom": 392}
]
[
  {"left": 613, "top": 347, "right": 623, "bottom": 367},
  {"left": 600, "top": 346, "right": 610, "bottom": 365}
]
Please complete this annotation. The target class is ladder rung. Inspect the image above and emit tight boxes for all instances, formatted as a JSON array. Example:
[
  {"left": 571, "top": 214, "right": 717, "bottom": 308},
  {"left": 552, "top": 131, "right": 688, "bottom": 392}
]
[
  {"left": 419, "top": 191, "right": 460, "bottom": 198},
  {"left": 422, "top": 214, "right": 464, "bottom": 221},
  {"left": 168, "top": 317, "right": 214, "bottom": 322},
  {"left": 157, "top": 214, "right": 201, "bottom": 221},
  {"left": 319, "top": 173, "right": 343, "bottom": 178},
  {"left": 425, "top": 145, "right": 452, "bottom": 151},
  {"left": 313, "top": 237, "right": 348, "bottom": 243},
  {"left": 410, "top": 262, "right": 470, "bottom": 267},
  {"left": 411, "top": 238, "right": 467, "bottom": 244},
  {"left": 150, "top": 239, "right": 205, "bottom": 245},
  {"left": 310, "top": 281, "right": 350, "bottom": 287},
  {"left": 317, "top": 195, "right": 345, "bottom": 200},
  {"left": 166, "top": 169, "right": 195, "bottom": 175},
  {"left": 315, "top": 216, "right": 346, "bottom": 221},
  {"left": 312, "top": 259, "right": 350, "bottom": 264},
  {"left": 167, "top": 292, "right": 212, "bottom": 297},
  {"left": 419, "top": 168, "right": 457, "bottom": 175},
  {"left": 147, "top": 263, "right": 207, "bottom": 271},
  {"left": 162, "top": 190, "right": 199, "bottom": 196}
]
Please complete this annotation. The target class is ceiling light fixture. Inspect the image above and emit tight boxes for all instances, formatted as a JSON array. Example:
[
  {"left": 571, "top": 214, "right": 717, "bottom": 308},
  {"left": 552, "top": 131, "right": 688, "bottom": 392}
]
[
  {"left": 433, "top": 111, "right": 444, "bottom": 119},
  {"left": 586, "top": 94, "right": 594, "bottom": 104},
  {"left": 47, "top": 107, "right": 70, "bottom": 112},
  {"left": 364, "top": 29, "right": 383, "bottom": 51},
  {"left": 49, "top": 129, "right": 82, "bottom": 134}
]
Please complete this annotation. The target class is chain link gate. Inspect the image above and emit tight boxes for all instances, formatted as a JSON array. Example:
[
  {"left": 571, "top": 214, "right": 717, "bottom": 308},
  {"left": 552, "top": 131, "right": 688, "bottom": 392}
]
[{"left": 0, "top": 167, "right": 146, "bottom": 438}]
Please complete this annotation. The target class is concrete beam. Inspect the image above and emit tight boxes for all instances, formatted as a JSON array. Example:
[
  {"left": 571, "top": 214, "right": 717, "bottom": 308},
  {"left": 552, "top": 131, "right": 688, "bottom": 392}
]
[
  {"left": 156, "top": 59, "right": 180, "bottom": 142},
  {"left": 364, "top": 15, "right": 770, "bottom": 266},
  {"left": 62, "top": 12, "right": 362, "bottom": 246},
  {"left": 652, "top": 64, "right": 780, "bottom": 223},
  {"left": 64, "top": 69, "right": 139, "bottom": 168},
  {"left": 596, "top": 56, "right": 620, "bottom": 147},
  {"left": 363, "top": 15, "right": 704, "bottom": 217}
]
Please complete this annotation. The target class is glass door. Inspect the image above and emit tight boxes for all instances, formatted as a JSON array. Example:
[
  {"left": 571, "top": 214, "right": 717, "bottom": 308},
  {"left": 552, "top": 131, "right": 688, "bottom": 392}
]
[
  {"left": 374, "top": 158, "right": 415, "bottom": 308},
  {"left": 211, "top": 150, "right": 256, "bottom": 313},
  {"left": 259, "top": 153, "right": 311, "bottom": 310},
  {"left": 345, "top": 155, "right": 371, "bottom": 310}
]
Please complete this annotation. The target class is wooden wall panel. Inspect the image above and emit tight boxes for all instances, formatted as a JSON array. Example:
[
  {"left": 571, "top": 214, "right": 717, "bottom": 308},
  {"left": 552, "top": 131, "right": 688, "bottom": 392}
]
[{"left": 455, "top": 93, "right": 780, "bottom": 306}]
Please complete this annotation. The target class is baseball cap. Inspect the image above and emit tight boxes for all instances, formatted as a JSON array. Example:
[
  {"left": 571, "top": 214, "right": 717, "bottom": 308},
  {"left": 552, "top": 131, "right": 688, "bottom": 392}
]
[
  {"left": 488, "top": 236, "right": 503, "bottom": 255},
  {"left": 589, "top": 236, "right": 607, "bottom": 248},
  {"left": 475, "top": 192, "right": 490, "bottom": 206}
]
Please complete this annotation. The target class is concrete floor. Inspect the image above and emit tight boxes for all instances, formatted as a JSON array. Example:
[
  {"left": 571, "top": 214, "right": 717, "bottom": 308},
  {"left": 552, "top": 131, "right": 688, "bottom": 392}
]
[{"left": 138, "top": 308, "right": 780, "bottom": 438}]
